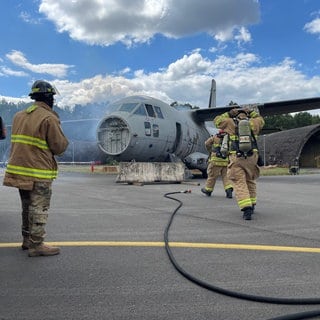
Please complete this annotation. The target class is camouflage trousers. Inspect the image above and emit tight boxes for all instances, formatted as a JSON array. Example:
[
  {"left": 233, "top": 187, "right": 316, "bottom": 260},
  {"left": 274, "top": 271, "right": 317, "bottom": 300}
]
[
  {"left": 205, "top": 164, "right": 232, "bottom": 192},
  {"left": 19, "top": 181, "right": 52, "bottom": 245},
  {"left": 227, "top": 153, "right": 260, "bottom": 209}
]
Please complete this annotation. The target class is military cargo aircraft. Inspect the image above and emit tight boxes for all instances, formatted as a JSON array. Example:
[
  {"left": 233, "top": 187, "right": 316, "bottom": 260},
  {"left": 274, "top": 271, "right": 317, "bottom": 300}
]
[{"left": 96, "top": 80, "right": 320, "bottom": 176}]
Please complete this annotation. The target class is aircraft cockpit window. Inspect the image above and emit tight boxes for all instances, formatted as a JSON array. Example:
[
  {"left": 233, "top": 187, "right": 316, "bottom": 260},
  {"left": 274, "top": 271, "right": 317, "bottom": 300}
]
[
  {"left": 145, "top": 104, "right": 156, "bottom": 118},
  {"left": 133, "top": 104, "right": 147, "bottom": 116},
  {"left": 144, "top": 122, "right": 151, "bottom": 136},
  {"left": 119, "top": 103, "right": 138, "bottom": 113},
  {"left": 154, "top": 106, "right": 164, "bottom": 119}
]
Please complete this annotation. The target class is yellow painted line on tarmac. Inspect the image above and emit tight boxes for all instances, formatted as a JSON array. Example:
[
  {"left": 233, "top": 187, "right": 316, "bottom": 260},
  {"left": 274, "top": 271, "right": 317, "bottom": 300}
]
[{"left": 1, "top": 241, "right": 320, "bottom": 253}]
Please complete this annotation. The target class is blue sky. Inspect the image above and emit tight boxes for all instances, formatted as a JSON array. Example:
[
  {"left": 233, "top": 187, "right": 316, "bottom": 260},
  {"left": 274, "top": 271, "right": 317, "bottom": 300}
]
[{"left": 0, "top": 0, "right": 320, "bottom": 113}]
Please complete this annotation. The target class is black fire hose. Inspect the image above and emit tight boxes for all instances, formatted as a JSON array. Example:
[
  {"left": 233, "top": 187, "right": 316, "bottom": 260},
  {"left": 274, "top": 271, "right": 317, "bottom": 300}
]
[{"left": 163, "top": 191, "right": 320, "bottom": 320}]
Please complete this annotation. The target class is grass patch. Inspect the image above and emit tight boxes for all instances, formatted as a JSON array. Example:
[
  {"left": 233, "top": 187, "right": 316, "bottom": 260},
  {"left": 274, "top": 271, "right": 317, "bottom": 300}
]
[
  {"left": 59, "top": 164, "right": 299, "bottom": 176},
  {"left": 260, "top": 167, "right": 289, "bottom": 176}
]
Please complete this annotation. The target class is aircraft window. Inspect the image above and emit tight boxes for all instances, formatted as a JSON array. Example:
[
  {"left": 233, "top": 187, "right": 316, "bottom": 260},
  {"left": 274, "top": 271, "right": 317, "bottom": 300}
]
[
  {"left": 133, "top": 104, "right": 147, "bottom": 116},
  {"left": 119, "top": 103, "right": 138, "bottom": 113},
  {"left": 153, "top": 124, "right": 159, "bottom": 137},
  {"left": 145, "top": 104, "right": 156, "bottom": 118},
  {"left": 154, "top": 106, "right": 164, "bottom": 119},
  {"left": 144, "top": 122, "right": 151, "bottom": 136}
]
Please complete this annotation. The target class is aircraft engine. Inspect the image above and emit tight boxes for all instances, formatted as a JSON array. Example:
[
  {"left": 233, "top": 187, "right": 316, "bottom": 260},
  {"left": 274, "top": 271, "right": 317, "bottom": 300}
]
[{"left": 97, "top": 116, "right": 131, "bottom": 156}]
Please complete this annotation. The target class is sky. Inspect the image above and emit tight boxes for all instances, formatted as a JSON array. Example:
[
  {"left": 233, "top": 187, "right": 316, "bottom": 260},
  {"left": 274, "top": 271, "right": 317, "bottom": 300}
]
[{"left": 0, "top": 0, "right": 320, "bottom": 113}]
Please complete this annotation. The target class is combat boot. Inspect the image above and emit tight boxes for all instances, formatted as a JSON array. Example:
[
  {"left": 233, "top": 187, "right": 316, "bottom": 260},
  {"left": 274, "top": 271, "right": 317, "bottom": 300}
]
[
  {"left": 28, "top": 243, "right": 60, "bottom": 257},
  {"left": 201, "top": 188, "right": 212, "bottom": 197},
  {"left": 225, "top": 188, "right": 233, "bottom": 199},
  {"left": 242, "top": 207, "right": 253, "bottom": 221},
  {"left": 21, "top": 237, "right": 30, "bottom": 250}
]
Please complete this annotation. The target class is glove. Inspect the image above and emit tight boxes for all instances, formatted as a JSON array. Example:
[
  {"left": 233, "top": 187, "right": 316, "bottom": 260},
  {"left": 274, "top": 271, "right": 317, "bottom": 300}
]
[
  {"left": 228, "top": 108, "right": 239, "bottom": 117},
  {"left": 242, "top": 107, "right": 251, "bottom": 114}
]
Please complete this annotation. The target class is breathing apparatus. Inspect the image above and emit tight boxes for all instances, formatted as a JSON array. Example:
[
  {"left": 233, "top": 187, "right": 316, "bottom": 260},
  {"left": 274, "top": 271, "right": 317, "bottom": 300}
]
[
  {"left": 218, "top": 130, "right": 229, "bottom": 159},
  {"left": 235, "top": 110, "right": 253, "bottom": 158}
]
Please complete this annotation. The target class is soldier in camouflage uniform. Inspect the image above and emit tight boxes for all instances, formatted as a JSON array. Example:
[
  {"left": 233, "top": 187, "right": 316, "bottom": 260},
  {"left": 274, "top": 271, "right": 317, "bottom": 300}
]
[
  {"left": 201, "top": 130, "right": 233, "bottom": 198},
  {"left": 3, "top": 80, "right": 68, "bottom": 256},
  {"left": 213, "top": 107, "right": 264, "bottom": 220}
]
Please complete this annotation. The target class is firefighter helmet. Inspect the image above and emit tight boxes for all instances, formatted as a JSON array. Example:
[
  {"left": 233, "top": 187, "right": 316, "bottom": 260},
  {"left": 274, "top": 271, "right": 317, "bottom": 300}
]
[{"left": 29, "top": 80, "right": 57, "bottom": 97}]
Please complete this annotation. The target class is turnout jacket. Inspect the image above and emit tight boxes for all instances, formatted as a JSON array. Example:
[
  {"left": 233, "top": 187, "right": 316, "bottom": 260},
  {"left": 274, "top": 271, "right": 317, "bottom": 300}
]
[{"left": 3, "top": 101, "right": 69, "bottom": 190}]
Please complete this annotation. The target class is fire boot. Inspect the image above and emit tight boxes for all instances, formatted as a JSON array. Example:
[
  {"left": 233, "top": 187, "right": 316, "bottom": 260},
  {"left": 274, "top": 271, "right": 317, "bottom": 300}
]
[
  {"left": 28, "top": 243, "right": 60, "bottom": 257},
  {"left": 242, "top": 207, "right": 253, "bottom": 221},
  {"left": 225, "top": 188, "right": 233, "bottom": 199},
  {"left": 201, "top": 188, "right": 212, "bottom": 197}
]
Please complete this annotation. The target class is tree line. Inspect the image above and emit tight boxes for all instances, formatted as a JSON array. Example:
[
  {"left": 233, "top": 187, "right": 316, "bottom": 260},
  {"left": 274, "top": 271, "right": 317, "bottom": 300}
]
[{"left": 264, "top": 112, "right": 320, "bottom": 131}]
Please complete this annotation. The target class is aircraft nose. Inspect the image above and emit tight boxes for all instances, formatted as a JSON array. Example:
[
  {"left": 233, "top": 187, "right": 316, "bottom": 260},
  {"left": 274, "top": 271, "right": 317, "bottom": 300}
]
[{"left": 97, "top": 115, "right": 131, "bottom": 155}]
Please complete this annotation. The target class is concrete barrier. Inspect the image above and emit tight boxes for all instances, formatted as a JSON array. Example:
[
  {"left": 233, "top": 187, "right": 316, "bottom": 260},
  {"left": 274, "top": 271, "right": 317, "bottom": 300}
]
[{"left": 116, "top": 162, "right": 185, "bottom": 183}]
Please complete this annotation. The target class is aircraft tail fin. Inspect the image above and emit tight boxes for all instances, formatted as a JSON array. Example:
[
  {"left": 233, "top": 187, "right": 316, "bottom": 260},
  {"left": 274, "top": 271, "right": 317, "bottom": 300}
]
[{"left": 208, "top": 79, "right": 216, "bottom": 108}]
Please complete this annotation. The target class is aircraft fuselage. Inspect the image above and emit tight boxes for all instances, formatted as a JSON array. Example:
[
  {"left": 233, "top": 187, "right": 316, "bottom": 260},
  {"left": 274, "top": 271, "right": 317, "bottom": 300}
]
[{"left": 97, "top": 96, "right": 210, "bottom": 163}]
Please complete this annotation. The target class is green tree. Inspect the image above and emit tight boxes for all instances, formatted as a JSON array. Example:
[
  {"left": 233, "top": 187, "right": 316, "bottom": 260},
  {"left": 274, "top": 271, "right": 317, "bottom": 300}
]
[{"left": 293, "top": 112, "right": 313, "bottom": 127}]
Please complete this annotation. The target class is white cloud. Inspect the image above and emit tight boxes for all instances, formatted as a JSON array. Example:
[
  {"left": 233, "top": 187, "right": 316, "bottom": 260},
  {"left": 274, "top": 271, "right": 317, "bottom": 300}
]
[
  {"left": 49, "top": 52, "right": 320, "bottom": 110},
  {"left": 0, "top": 95, "right": 30, "bottom": 104},
  {"left": 235, "top": 27, "right": 252, "bottom": 44},
  {"left": 304, "top": 17, "right": 320, "bottom": 35},
  {"left": 39, "top": 0, "right": 260, "bottom": 46},
  {"left": 19, "top": 11, "right": 42, "bottom": 24},
  {"left": 0, "top": 67, "right": 28, "bottom": 77},
  {"left": 6, "top": 50, "right": 73, "bottom": 78}
]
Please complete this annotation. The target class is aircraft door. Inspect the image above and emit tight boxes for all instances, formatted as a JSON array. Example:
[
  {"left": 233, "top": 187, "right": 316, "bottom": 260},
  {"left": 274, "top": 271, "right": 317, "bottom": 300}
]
[{"left": 173, "top": 123, "right": 182, "bottom": 154}]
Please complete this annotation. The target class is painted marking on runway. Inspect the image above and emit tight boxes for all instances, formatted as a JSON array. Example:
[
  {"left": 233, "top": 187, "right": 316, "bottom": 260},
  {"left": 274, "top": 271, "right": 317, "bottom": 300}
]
[{"left": 1, "top": 241, "right": 320, "bottom": 253}]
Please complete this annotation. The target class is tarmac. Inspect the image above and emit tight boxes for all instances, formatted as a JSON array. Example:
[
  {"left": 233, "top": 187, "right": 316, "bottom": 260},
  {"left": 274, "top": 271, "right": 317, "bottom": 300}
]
[{"left": 1, "top": 170, "right": 320, "bottom": 320}]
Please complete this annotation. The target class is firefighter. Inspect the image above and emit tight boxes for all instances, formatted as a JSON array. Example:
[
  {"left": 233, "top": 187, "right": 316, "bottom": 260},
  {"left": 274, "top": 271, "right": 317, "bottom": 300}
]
[
  {"left": 3, "top": 80, "right": 69, "bottom": 256},
  {"left": 201, "top": 130, "right": 233, "bottom": 198},
  {"left": 213, "top": 107, "right": 264, "bottom": 220}
]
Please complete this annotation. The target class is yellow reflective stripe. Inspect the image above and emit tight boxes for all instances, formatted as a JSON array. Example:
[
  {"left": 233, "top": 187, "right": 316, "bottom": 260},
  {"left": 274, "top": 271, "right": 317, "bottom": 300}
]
[
  {"left": 250, "top": 197, "right": 257, "bottom": 204},
  {"left": 26, "top": 105, "right": 37, "bottom": 113},
  {"left": 238, "top": 198, "right": 252, "bottom": 209},
  {"left": 214, "top": 112, "right": 229, "bottom": 126},
  {"left": 11, "top": 134, "right": 49, "bottom": 150},
  {"left": 229, "top": 135, "right": 237, "bottom": 141},
  {"left": 6, "top": 164, "right": 57, "bottom": 179},
  {"left": 210, "top": 157, "right": 228, "bottom": 165},
  {"left": 224, "top": 184, "right": 233, "bottom": 190}
]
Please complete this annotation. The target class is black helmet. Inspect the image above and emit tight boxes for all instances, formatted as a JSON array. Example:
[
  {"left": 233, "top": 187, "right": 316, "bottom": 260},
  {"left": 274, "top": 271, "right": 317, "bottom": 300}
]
[{"left": 29, "top": 80, "right": 57, "bottom": 98}]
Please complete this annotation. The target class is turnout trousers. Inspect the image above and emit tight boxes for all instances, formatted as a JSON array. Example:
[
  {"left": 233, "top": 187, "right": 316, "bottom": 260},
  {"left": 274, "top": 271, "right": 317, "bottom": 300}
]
[
  {"left": 205, "top": 164, "right": 232, "bottom": 192},
  {"left": 227, "top": 153, "right": 260, "bottom": 209}
]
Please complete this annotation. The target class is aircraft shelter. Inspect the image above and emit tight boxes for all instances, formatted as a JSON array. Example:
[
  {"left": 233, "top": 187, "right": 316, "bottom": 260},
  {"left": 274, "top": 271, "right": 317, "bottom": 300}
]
[{"left": 258, "top": 124, "right": 320, "bottom": 168}]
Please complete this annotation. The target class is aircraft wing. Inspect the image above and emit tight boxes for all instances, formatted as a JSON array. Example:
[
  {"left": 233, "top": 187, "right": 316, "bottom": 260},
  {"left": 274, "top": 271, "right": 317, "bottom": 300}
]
[
  {"left": 192, "top": 97, "right": 320, "bottom": 122},
  {"left": 256, "top": 97, "right": 320, "bottom": 116}
]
